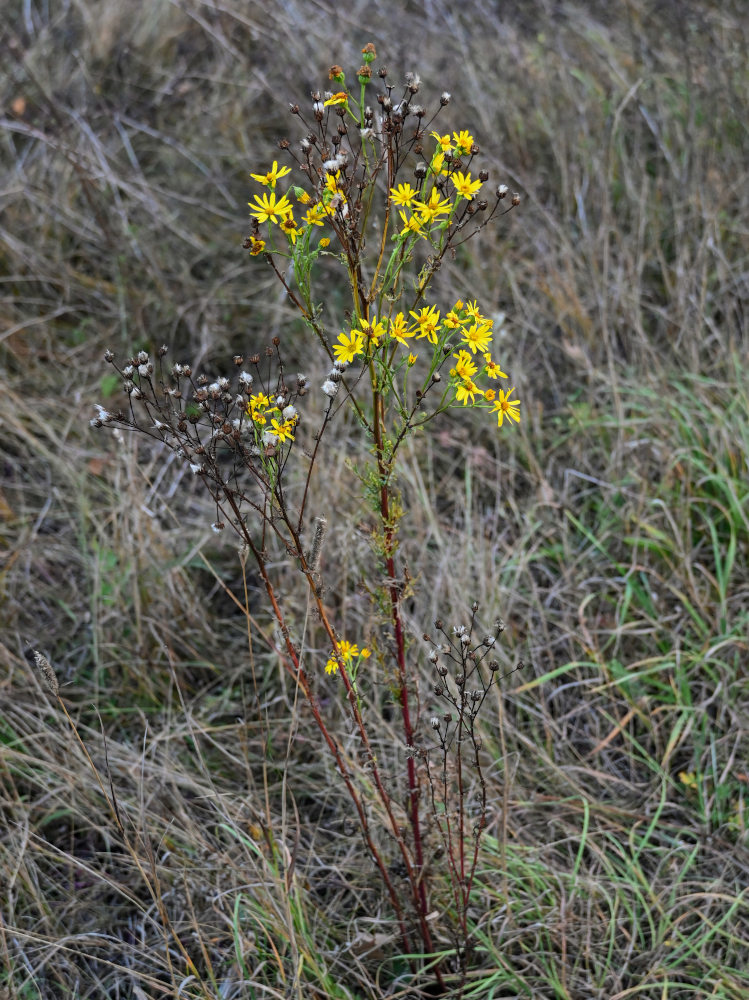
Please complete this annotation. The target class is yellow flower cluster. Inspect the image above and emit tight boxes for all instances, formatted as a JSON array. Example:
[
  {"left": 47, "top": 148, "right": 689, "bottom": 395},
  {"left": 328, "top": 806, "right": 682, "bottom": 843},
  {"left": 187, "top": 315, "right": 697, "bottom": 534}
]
[
  {"left": 248, "top": 128, "right": 483, "bottom": 249},
  {"left": 247, "top": 127, "right": 519, "bottom": 428},
  {"left": 333, "top": 301, "right": 520, "bottom": 427},
  {"left": 325, "top": 639, "right": 371, "bottom": 676},
  {"left": 390, "top": 130, "right": 483, "bottom": 236},
  {"left": 248, "top": 159, "right": 350, "bottom": 246},
  {"left": 246, "top": 392, "right": 298, "bottom": 443}
]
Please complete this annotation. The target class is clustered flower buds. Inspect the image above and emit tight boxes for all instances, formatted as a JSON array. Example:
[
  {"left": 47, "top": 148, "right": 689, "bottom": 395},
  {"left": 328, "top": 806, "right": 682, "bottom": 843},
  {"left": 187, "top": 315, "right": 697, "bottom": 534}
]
[
  {"left": 94, "top": 342, "right": 306, "bottom": 533},
  {"left": 423, "top": 607, "right": 513, "bottom": 745}
]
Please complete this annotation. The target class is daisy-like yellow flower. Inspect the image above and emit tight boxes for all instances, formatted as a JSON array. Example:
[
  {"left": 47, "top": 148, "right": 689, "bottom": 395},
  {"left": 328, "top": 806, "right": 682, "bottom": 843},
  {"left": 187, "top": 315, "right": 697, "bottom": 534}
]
[
  {"left": 333, "top": 330, "right": 365, "bottom": 364},
  {"left": 444, "top": 303, "right": 464, "bottom": 329},
  {"left": 407, "top": 353, "right": 417, "bottom": 365},
  {"left": 455, "top": 378, "right": 483, "bottom": 405},
  {"left": 484, "top": 354, "right": 508, "bottom": 379},
  {"left": 452, "top": 130, "right": 474, "bottom": 156},
  {"left": 388, "top": 312, "right": 412, "bottom": 346},
  {"left": 491, "top": 387, "right": 521, "bottom": 426},
  {"left": 324, "top": 92, "right": 349, "bottom": 107},
  {"left": 429, "top": 151, "right": 449, "bottom": 176},
  {"left": 389, "top": 182, "right": 418, "bottom": 207},
  {"left": 356, "top": 317, "right": 386, "bottom": 345},
  {"left": 325, "top": 640, "right": 370, "bottom": 675},
  {"left": 431, "top": 131, "right": 453, "bottom": 152},
  {"left": 464, "top": 300, "right": 482, "bottom": 320},
  {"left": 451, "top": 171, "right": 482, "bottom": 200},
  {"left": 324, "top": 172, "right": 344, "bottom": 196},
  {"left": 248, "top": 236, "right": 266, "bottom": 256},
  {"left": 248, "top": 191, "right": 294, "bottom": 224},
  {"left": 248, "top": 391, "right": 272, "bottom": 424},
  {"left": 414, "top": 188, "right": 453, "bottom": 223},
  {"left": 410, "top": 305, "right": 441, "bottom": 344},
  {"left": 303, "top": 203, "right": 327, "bottom": 227},
  {"left": 319, "top": 237, "right": 331, "bottom": 248},
  {"left": 462, "top": 321, "right": 493, "bottom": 354},
  {"left": 280, "top": 216, "right": 301, "bottom": 243},
  {"left": 270, "top": 417, "right": 295, "bottom": 443},
  {"left": 249, "top": 391, "right": 270, "bottom": 409},
  {"left": 250, "top": 160, "right": 292, "bottom": 188},
  {"left": 451, "top": 349, "right": 478, "bottom": 380},
  {"left": 399, "top": 210, "right": 423, "bottom": 236}
]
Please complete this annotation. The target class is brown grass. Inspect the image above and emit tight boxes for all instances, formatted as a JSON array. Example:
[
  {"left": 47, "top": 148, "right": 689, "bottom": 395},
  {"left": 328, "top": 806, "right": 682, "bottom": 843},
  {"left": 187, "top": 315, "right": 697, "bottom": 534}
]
[{"left": 2, "top": 1, "right": 748, "bottom": 997}]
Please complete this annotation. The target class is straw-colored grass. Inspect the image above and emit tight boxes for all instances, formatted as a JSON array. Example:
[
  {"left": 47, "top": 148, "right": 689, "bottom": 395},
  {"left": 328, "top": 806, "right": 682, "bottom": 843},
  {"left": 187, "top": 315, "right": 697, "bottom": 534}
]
[{"left": 2, "top": 1, "right": 747, "bottom": 996}]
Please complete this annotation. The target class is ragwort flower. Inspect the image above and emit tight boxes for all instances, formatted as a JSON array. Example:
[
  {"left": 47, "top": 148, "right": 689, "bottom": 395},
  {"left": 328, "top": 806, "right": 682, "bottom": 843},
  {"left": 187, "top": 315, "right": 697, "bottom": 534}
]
[
  {"left": 490, "top": 387, "right": 521, "bottom": 426},
  {"left": 334, "top": 330, "right": 365, "bottom": 364},
  {"left": 250, "top": 160, "right": 291, "bottom": 188},
  {"left": 249, "top": 191, "right": 294, "bottom": 224},
  {"left": 325, "top": 639, "right": 371, "bottom": 675},
  {"left": 390, "top": 183, "right": 418, "bottom": 207},
  {"left": 451, "top": 171, "right": 482, "bottom": 200}
]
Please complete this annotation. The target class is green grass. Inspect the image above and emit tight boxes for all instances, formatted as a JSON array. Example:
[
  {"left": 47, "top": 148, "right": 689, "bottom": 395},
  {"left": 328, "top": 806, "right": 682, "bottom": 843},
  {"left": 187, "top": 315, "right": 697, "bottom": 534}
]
[{"left": 2, "top": 0, "right": 748, "bottom": 997}]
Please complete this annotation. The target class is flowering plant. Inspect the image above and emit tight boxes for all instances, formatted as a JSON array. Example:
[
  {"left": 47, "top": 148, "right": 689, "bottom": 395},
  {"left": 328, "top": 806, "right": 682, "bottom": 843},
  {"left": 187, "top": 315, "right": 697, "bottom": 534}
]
[{"left": 95, "top": 43, "right": 521, "bottom": 996}]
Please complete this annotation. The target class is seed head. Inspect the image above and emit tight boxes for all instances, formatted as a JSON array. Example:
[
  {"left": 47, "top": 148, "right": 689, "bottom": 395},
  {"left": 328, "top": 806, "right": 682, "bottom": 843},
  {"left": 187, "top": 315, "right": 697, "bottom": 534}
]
[{"left": 34, "top": 651, "right": 59, "bottom": 697}]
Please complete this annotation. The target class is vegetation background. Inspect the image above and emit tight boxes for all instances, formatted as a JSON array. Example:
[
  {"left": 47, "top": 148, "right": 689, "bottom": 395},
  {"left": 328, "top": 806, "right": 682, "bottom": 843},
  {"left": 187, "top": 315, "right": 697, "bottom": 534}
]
[{"left": 1, "top": 0, "right": 748, "bottom": 997}]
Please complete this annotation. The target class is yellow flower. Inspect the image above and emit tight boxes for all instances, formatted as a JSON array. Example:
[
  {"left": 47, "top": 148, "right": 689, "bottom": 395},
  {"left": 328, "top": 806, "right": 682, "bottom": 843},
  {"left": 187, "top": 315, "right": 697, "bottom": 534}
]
[
  {"left": 444, "top": 306, "right": 463, "bottom": 329},
  {"left": 324, "top": 92, "right": 349, "bottom": 107},
  {"left": 407, "top": 353, "right": 417, "bottom": 366},
  {"left": 455, "top": 378, "right": 483, "bottom": 405},
  {"left": 390, "top": 182, "right": 418, "bottom": 207},
  {"left": 409, "top": 305, "right": 441, "bottom": 344},
  {"left": 356, "top": 317, "right": 386, "bottom": 345},
  {"left": 452, "top": 349, "right": 478, "bottom": 380},
  {"left": 451, "top": 171, "right": 482, "bottom": 200},
  {"left": 431, "top": 131, "right": 453, "bottom": 152},
  {"left": 679, "top": 771, "right": 698, "bottom": 791},
  {"left": 248, "top": 191, "right": 294, "bottom": 224},
  {"left": 490, "top": 388, "right": 521, "bottom": 426},
  {"left": 249, "top": 392, "right": 270, "bottom": 410},
  {"left": 270, "top": 417, "right": 295, "bottom": 443},
  {"left": 484, "top": 354, "right": 508, "bottom": 379},
  {"left": 464, "top": 300, "right": 482, "bottom": 320},
  {"left": 319, "top": 237, "right": 331, "bottom": 248},
  {"left": 334, "top": 330, "right": 365, "bottom": 364},
  {"left": 430, "top": 151, "right": 449, "bottom": 176},
  {"left": 462, "top": 321, "right": 492, "bottom": 354},
  {"left": 280, "top": 216, "right": 301, "bottom": 243},
  {"left": 399, "top": 210, "right": 423, "bottom": 236},
  {"left": 248, "top": 236, "right": 266, "bottom": 256},
  {"left": 304, "top": 203, "right": 327, "bottom": 227},
  {"left": 324, "top": 172, "right": 343, "bottom": 196},
  {"left": 250, "top": 160, "right": 291, "bottom": 188},
  {"left": 248, "top": 391, "right": 273, "bottom": 425},
  {"left": 388, "top": 312, "right": 411, "bottom": 346},
  {"left": 325, "top": 639, "right": 370, "bottom": 675},
  {"left": 452, "top": 130, "right": 474, "bottom": 155},
  {"left": 414, "top": 188, "right": 452, "bottom": 222}
]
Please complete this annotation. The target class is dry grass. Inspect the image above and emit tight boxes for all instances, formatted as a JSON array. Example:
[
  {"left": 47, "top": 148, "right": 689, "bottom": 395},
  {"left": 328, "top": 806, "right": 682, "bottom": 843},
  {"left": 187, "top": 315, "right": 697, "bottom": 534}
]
[{"left": 2, "top": 0, "right": 748, "bottom": 997}]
